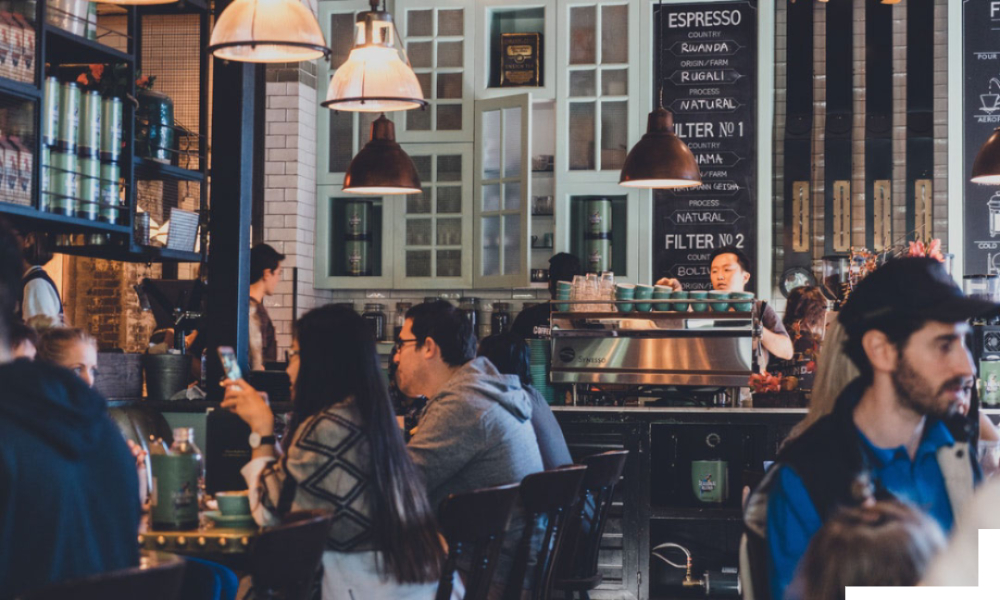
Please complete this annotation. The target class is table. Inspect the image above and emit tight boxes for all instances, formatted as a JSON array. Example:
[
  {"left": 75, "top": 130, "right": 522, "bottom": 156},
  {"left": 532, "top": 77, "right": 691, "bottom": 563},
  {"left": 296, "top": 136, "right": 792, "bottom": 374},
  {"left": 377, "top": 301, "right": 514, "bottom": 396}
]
[{"left": 138, "top": 514, "right": 259, "bottom": 557}]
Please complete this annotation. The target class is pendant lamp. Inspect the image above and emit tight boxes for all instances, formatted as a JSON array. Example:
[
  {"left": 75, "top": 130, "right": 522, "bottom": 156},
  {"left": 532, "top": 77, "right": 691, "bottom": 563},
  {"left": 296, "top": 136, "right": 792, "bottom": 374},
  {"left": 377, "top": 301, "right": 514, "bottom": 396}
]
[
  {"left": 322, "top": 0, "right": 427, "bottom": 113},
  {"left": 972, "top": 127, "right": 1000, "bottom": 185},
  {"left": 343, "top": 114, "right": 421, "bottom": 195},
  {"left": 618, "top": 0, "right": 702, "bottom": 189},
  {"left": 208, "top": 0, "right": 330, "bottom": 64}
]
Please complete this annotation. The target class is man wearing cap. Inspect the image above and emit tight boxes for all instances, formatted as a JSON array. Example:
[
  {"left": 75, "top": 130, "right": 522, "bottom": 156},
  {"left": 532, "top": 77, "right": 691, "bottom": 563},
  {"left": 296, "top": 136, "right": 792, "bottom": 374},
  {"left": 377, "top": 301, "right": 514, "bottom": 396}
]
[
  {"left": 742, "top": 257, "right": 991, "bottom": 600},
  {"left": 511, "top": 252, "right": 581, "bottom": 339}
]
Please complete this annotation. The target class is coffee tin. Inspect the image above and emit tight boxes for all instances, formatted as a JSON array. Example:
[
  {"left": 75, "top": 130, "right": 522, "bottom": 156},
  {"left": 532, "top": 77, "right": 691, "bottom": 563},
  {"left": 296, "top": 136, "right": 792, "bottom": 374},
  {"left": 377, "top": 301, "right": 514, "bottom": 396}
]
[
  {"left": 150, "top": 454, "right": 200, "bottom": 531},
  {"left": 76, "top": 156, "right": 99, "bottom": 220},
  {"left": 344, "top": 239, "right": 370, "bottom": 276},
  {"left": 344, "top": 200, "right": 371, "bottom": 237},
  {"left": 585, "top": 237, "right": 611, "bottom": 273},
  {"left": 50, "top": 149, "right": 77, "bottom": 216},
  {"left": 100, "top": 96, "right": 122, "bottom": 162},
  {"left": 586, "top": 198, "right": 612, "bottom": 235},
  {"left": 42, "top": 76, "right": 59, "bottom": 147},
  {"left": 56, "top": 81, "right": 79, "bottom": 154},
  {"left": 39, "top": 145, "right": 50, "bottom": 210},
  {"left": 78, "top": 89, "right": 101, "bottom": 158},
  {"left": 99, "top": 161, "right": 120, "bottom": 223}
]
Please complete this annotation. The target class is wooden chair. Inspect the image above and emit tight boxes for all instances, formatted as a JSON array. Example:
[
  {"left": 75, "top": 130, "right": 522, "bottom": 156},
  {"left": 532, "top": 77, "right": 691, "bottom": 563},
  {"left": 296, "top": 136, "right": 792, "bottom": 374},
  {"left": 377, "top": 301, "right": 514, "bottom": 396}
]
[
  {"left": 435, "top": 483, "right": 521, "bottom": 600},
  {"left": 18, "top": 551, "right": 185, "bottom": 600},
  {"left": 244, "top": 510, "right": 335, "bottom": 600},
  {"left": 553, "top": 450, "right": 629, "bottom": 600},
  {"left": 502, "top": 465, "right": 588, "bottom": 600}
]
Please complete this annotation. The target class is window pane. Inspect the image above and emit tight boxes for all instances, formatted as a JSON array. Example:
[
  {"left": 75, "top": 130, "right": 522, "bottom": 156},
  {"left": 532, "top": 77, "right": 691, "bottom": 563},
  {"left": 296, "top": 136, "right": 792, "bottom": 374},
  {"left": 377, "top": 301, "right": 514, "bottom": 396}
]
[
  {"left": 327, "top": 109, "right": 352, "bottom": 173},
  {"left": 407, "top": 190, "right": 432, "bottom": 214},
  {"left": 601, "top": 5, "right": 628, "bottom": 64},
  {"left": 329, "top": 13, "right": 356, "bottom": 67},
  {"left": 503, "top": 214, "right": 521, "bottom": 275},
  {"left": 437, "top": 155, "right": 462, "bottom": 182},
  {"left": 504, "top": 182, "right": 521, "bottom": 210},
  {"left": 602, "top": 69, "right": 628, "bottom": 96},
  {"left": 437, "top": 41, "right": 463, "bottom": 68},
  {"left": 437, "top": 72, "right": 463, "bottom": 99},
  {"left": 503, "top": 107, "right": 521, "bottom": 179},
  {"left": 601, "top": 101, "right": 628, "bottom": 170},
  {"left": 437, "top": 218, "right": 462, "bottom": 246},
  {"left": 482, "top": 216, "right": 501, "bottom": 277},
  {"left": 483, "top": 110, "right": 501, "bottom": 178},
  {"left": 437, "top": 186, "right": 462, "bottom": 213},
  {"left": 437, "top": 249, "right": 461, "bottom": 278},
  {"left": 407, "top": 108, "right": 431, "bottom": 131},
  {"left": 406, "top": 250, "right": 431, "bottom": 278},
  {"left": 407, "top": 9, "right": 433, "bottom": 37},
  {"left": 407, "top": 219, "right": 433, "bottom": 246},
  {"left": 358, "top": 112, "right": 380, "bottom": 149},
  {"left": 569, "top": 6, "right": 596, "bottom": 65},
  {"left": 412, "top": 155, "right": 432, "bottom": 183},
  {"left": 569, "top": 102, "right": 596, "bottom": 170},
  {"left": 408, "top": 41, "right": 432, "bottom": 68},
  {"left": 417, "top": 72, "right": 432, "bottom": 98},
  {"left": 437, "top": 104, "right": 462, "bottom": 131},
  {"left": 483, "top": 183, "right": 501, "bottom": 212},
  {"left": 438, "top": 9, "right": 464, "bottom": 36},
  {"left": 570, "top": 70, "right": 596, "bottom": 97}
]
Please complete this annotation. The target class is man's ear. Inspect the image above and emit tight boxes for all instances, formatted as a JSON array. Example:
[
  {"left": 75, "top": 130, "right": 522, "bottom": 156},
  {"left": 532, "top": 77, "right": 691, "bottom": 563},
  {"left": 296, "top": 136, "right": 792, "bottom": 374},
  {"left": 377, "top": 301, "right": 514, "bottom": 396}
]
[
  {"left": 420, "top": 336, "right": 442, "bottom": 361},
  {"left": 742, "top": 271, "right": 751, "bottom": 286},
  {"left": 862, "top": 329, "right": 898, "bottom": 374}
]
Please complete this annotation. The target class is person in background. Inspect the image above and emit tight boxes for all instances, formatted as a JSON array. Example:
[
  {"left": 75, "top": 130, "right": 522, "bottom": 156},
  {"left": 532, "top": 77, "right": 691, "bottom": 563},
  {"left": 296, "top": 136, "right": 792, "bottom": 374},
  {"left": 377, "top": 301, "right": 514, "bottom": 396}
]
[
  {"left": 511, "top": 252, "right": 581, "bottom": 339},
  {"left": 768, "top": 285, "right": 828, "bottom": 392},
  {"left": 0, "top": 218, "right": 140, "bottom": 599},
  {"left": 36, "top": 327, "right": 98, "bottom": 388},
  {"left": 478, "top": 332, "right": 572, "bottom": 470},
  {"left": 223, "top": 305, "right": 450, "bottom": 600},
  {"left": 9, "top": 322, "right": 37, "bottom": 360},
  {"left": 658, "top": 246, "right": 793, "bottom": 363},
  {"left": 248, "top": 243, "right": 284, "bottom": 371},
  {"left": 15, "top": 228, "right": 62, "bottom": 324},
  {"left": 790, "top": 500, "right": 945, "bottom": 600}
]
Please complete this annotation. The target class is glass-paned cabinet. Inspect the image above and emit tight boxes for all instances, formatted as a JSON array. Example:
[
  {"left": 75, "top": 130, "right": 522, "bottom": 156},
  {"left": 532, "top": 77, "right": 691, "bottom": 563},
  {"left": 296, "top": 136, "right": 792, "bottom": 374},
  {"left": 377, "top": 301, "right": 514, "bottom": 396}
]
[
  {"left": 315, "top": 186, "right": 394, "bottom": 289},
  {"left": 475, "top": 0, "right": 557, "bottom": 100},
  {"left": 560, "top": 182, "right": 640, "bottom": 283},
  {"left": 555, "top": 0, "right": 639, "bottom": 179},
  {"left": 395, "top": 0, "right": 475, "bottom": 142},
  {"left": 474, "top": 93, "right": 532, "bottom": 287}
]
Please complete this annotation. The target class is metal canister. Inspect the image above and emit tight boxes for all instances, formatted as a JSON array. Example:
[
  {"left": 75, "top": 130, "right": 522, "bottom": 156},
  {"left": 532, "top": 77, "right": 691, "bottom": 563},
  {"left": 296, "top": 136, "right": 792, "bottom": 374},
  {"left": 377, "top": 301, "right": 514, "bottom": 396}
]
[
  {"left": 585, "top": 235, "right": 611, "bottom": 273},
  {"left": 78, "top": 89, "right": 101, "bottom": 158},
  {"left": 99, "top": 161, "right": 120, "bottom": 223},
  {"left": 344, "top": 200, "right": 371, "bottom": 236},
  {"left": 150, "top": 454, "right": 200, "bottom": 531},
  {"left": 344, "top": 239, "right": 370, "bottom": 276},
  {"left": 76, "top": 156, "right": 99, "bottom": 220},
  {"left": 50, "top": 149, "right": 77, "bottom": 216},
  {"left": 135, "top": 211, "right": 151, "bottom": 246},
  {"left": 42, "top": 76, "right": 59, "bottom": 147},
  {"left": 39, "top": 145, "right": 50, "bottom": 211},
  {"left": 56, "top": 81, "right": 79, "bottom": 154},
  {"left": 100, "top": 96, "right": 122, "bottom": 162},
  {"left": 586, "top": 198, "right": 612, "bottom": 235}
]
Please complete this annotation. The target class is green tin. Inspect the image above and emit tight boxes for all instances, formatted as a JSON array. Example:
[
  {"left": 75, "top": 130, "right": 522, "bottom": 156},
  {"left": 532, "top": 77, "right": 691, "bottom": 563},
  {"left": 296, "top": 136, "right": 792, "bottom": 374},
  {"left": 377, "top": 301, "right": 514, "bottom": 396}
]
[
  {"left": 56, "top": 81, "right": 79, "bottom": 154},
  {"left": 585, "top": 237, "right": 611, "bottom": 273},
  {"left": 344, "top": 200, "right": 371, "bottom": 237},
  {"left": 42, "top": 76, "right": 59, "bottom": 147},
  {"left": 99, "top": 161, "right": 120, "bottom": 223},
  {"left": 39, "top": 146, "right": 51, "bottom": 211},
  {"left": 344, "top": 239, "right": 370, "bottom": 276},
  {"left": 76, "top": 156, "right": 100, "bottom": 220},
  {"left": 150, "top": 454, "right": 200, "bottom": 531},
  {"left": 586, "top": 198, "right": 611, "bottom": 235},
  {"left": 79, "top": 90, "right": 101, "bottom": 158},
  {"left": 100, "top": 97, "right": 122, "bottom": 162},
  {"left": 982, "top": 359, "right": 1000, "bottom": 407},
  {"left": 50, "top": 150, "right": 77, "bottom": 216}
]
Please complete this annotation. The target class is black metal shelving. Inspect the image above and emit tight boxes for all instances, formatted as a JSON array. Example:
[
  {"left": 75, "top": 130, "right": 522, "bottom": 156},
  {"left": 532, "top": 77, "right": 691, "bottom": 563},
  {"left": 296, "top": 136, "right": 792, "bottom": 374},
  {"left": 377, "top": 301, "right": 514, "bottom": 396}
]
[{"left": 134, "top": 156, "right": 204, "bottom": 183}]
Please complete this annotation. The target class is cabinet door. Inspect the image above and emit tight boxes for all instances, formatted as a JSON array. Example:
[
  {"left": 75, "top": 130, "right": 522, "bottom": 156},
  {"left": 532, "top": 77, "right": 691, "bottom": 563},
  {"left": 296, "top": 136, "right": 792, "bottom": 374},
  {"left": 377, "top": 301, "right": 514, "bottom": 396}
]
[
  {"left": 473, "top": 94, "right": 532, "bottom": 288},
  {"left": 392, "top": 143, "right": 474, "bottom": 288},
  {"left": 316, "top": 1, "right": 397, "bottom": 186},
  {"left": 555, "top": 0, "right": 640, "bottom": 182},
  {"left": 394, "top": 0, "right": 475, "bottom": 143},
  {"left": 315, "top": 185, "right": 395, "bottom": 290}
]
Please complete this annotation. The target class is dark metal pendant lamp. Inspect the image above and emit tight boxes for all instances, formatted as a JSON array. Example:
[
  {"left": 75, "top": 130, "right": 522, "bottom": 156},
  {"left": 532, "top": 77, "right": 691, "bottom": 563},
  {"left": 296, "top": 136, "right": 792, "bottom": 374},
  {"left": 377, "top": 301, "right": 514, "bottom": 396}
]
[{"left": 343, "top": 114, "right": 422, "bottom": 195}]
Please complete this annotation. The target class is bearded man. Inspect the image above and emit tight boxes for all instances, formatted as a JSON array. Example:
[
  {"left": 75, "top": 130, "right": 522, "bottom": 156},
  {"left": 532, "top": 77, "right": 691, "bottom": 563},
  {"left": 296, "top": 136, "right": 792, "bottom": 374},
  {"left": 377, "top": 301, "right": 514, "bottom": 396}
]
[{"left": 742, "top": 257, "right": 995, "bottom": 600}]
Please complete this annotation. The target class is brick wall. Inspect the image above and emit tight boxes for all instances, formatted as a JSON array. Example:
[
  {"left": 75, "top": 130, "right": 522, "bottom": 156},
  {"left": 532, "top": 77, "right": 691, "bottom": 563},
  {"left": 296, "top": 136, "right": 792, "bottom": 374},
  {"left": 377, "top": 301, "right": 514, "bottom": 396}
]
[{"left": 62, "top": 257, "right": 159, "bottom": 352}]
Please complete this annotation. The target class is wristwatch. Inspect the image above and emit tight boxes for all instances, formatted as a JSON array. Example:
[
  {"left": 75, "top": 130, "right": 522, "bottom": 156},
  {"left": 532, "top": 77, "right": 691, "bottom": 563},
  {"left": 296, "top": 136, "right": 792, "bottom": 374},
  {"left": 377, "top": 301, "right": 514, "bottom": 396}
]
[{"left": 248, "top": 431, "right": 276, "bottom": 449}]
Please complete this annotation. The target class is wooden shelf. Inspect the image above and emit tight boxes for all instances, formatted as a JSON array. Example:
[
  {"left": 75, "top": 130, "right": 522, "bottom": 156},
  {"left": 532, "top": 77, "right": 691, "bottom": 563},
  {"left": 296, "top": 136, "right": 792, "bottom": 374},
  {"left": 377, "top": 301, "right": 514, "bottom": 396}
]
[
  {"left": 134, "top": 157, "right": 205, "bottom": 183},
  {"left": 44, "top": 24, "right": 133, "bottom": 65}
]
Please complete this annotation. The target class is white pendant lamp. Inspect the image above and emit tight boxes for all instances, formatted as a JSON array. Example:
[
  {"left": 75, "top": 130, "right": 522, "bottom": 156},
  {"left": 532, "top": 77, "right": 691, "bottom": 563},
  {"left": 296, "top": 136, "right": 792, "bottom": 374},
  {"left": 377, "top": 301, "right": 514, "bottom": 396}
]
[
  {"left": 208, "top": 0, "right": 330, "bottom": 64},
  {"left": 322, "top": 0, "right": 427, "bottom": 113}
]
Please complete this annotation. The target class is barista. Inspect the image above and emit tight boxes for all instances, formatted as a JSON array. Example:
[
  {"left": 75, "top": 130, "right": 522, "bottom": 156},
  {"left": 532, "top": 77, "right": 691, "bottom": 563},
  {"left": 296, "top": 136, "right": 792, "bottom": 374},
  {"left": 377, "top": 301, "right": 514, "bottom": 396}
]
[
  {"left": 657, "top": 246, "right": 793, "bottom": 363},
  {"left": 15, "top": 228, "right": 63, "bottom": 324},
  {"left": 511, "top": 253, "right": 581, "bottom": 339}
]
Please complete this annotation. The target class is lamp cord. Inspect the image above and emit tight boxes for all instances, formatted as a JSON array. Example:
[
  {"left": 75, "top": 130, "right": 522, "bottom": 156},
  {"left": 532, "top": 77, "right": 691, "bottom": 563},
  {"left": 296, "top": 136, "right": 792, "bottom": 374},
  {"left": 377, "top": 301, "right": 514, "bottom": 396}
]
[{"left": 657, "top": 0, "right": 664, "bottom": 109}]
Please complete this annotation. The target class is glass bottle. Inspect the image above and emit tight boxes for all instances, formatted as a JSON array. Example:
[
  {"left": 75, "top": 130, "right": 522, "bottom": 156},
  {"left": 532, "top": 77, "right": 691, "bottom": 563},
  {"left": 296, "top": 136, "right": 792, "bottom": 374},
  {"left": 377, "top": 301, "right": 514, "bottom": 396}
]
[
  {"left": 170, "top": 427, "right": 204, "bottom": 497},
  {"left": 491, "top": 302, "right": 511, "bottom": 335},
  {"left": 394, "top": 302, "right": 411, "bottom": 340},
  {"left": 458, "top": 297, "right": 479, "bottom": 337},
  {"left": 151, "top": 427, "right": 201, "bottom": 530},
  {"left": 362, "top": 303, "right": 387, "bottom": 341}
]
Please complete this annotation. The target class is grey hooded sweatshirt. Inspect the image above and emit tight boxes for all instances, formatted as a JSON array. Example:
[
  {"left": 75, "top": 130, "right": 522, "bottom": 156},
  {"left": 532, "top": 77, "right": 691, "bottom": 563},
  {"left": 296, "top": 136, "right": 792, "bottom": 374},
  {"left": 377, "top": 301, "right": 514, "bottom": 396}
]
[{"left": 408, "top": 356, "right": 544, "bottom": 510}]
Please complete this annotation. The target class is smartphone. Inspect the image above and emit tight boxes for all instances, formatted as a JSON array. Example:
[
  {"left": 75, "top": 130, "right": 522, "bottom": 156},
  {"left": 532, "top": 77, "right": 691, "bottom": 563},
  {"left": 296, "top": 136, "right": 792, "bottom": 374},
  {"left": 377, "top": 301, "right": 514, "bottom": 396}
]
[{"left": 218, "top": 346, "right": 242, "bottom": 385}]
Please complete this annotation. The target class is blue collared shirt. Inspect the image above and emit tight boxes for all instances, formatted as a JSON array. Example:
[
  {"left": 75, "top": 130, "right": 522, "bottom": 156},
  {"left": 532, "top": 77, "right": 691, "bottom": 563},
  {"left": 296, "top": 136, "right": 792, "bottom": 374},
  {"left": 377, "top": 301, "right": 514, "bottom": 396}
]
[{"left": 766, "top": 419, "right": 957, "bottom": 600}]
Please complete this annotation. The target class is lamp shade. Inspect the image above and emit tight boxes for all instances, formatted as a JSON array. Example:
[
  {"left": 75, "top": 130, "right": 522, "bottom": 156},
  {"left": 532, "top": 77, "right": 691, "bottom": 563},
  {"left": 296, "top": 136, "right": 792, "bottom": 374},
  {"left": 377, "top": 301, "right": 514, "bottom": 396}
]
[
  {"left": 208, "top": 0, "right": 330, "bottom": 64},
  {"left": 972, "top": 127, "right": 1000, "bottom": 185},
  {"left": 343, "top": 115, "right": 422, "bottom": 195},
  {"left": 619, "top": 108, "right": 702, "bottom": 189},
  {"left": 322, "top": 10, "right": 427, "bottom": 112},
  {"left": 99, "top": 0, "right": 177, "bottom": 6}
]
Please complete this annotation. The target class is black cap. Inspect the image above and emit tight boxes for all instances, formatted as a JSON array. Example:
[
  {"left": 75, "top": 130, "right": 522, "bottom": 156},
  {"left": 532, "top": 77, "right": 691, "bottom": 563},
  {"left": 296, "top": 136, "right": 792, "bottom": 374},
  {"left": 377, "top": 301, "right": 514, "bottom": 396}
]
[{"left": 838, "top": 257, "right": 997, "bottom": 337}]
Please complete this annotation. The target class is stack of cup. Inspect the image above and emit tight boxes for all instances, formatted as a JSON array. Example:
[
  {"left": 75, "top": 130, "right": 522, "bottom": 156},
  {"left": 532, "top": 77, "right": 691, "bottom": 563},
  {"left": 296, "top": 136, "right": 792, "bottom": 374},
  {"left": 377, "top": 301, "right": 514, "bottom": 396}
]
[
  {"left": 635, "top": 284, "right": 654, "bottom": 312},
  {"left": 708, "top": 290, "right": 730, "bottom": 312},
  {"left": 615, "top": 283, "right": 635, "bottom": 312},
  {"left": 555, "top": 281, "right": 571, "bottom": 312},
  {"left": 672, "top": 291, "right": 690, "bottom": 312},
  {"left": 653, "top": 285, "right": 673, "bottom": 311},
  {"left": 689, "top": 291, "right": 708, "bottom": 312},
  {"left": 730, "top": 292, "right": 754, "bottom": 312}
]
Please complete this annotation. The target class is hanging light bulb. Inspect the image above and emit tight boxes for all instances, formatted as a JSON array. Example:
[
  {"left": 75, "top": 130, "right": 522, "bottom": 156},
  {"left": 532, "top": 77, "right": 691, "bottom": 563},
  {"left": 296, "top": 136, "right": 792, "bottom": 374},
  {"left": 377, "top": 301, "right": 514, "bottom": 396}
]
[
  {"left": 208, "top": 0, "right": 330, "bottom": 64},
  {"left": 972, "top": 127, "right": 1000, "bottom": 185},
  {"left": 619, "top": 1, "right": 702, "bottom": 189},
  {"left": 343, "top": 114, "right": 422, "bottom": 194},
  {"left": 322, "top": 0, "right": 427, "bottom": 113}
]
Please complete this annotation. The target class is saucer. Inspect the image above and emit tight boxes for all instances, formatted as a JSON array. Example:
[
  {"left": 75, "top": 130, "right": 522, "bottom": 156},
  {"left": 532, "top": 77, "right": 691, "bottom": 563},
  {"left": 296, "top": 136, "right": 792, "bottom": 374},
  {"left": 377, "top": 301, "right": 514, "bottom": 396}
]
[{"left": 204, "top": 511, "right": 257, "bottom": 529}]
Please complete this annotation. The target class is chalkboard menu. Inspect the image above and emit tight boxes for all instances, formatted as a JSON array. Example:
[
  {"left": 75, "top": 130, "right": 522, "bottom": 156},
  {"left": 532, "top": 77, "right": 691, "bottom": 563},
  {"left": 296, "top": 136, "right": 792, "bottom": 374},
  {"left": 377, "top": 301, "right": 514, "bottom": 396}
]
[
  {"left": 651, "top": 1, "right": 757, "bottom": 291},
  {"left": 964, "top": 0, "right": 1000, "bottom": 276}
]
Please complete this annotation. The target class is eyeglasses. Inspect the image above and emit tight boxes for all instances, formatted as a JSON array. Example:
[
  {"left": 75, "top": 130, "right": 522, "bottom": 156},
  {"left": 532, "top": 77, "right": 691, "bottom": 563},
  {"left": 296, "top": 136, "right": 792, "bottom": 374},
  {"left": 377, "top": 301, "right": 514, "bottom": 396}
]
[
  {"left": 286, "top": 348, "right": 300, "bottom": 361},
  {"left": 394, "top": 338, "right": 419, "bottom": 353}
]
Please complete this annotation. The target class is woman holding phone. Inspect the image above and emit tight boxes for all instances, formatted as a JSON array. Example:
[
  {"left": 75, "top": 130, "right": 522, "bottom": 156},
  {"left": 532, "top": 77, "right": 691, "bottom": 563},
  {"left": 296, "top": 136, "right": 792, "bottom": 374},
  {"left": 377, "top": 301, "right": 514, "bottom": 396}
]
[{"left": 221, "top": 305, "right": 451, "bottom": 600}]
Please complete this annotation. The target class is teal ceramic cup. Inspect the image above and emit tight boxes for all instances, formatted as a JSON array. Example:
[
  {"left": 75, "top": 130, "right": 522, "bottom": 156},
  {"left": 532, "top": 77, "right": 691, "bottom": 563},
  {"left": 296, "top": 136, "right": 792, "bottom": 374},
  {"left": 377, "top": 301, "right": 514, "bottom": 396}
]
[
  {"left": 708, "top": 290, "right": 730, "bottom": 312},
  {"left": 635, "top": 284, "right": 654, "bottom": 312},
  {"left": 730, "top": 291, "right": 754, "bottom": 312},
  {"left": 688, "top": 290, "right": 708, "bottom": 312},
  {"left": 615, "top": 283, "right": 635, "bottom": 313},
  {"left": 653, "top": 285, "right": 673, "bottom": 311},
  {"left": 691, "top": 460, "right": 729, "bottom": 504},
  {"left": 672, "top": 290, "right": 690, "bottom": 312},
  {"left": 555, "top": 281, "right": 572, "bottom": 312},
  {"left": 216, "top": 491, "right": 251, "bottom": 516}
]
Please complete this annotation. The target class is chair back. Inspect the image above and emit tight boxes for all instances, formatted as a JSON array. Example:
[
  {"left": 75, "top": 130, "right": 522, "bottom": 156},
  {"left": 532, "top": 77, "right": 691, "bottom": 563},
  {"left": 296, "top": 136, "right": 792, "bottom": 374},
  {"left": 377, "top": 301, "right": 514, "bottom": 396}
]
[
  {"left": 503, "top": 465, "right": 588, "bottom": 600},
  {"left": 18, "top": 551, "right": 185, "bottom": 600},
  {"left": 555, "top": 450, "right": 629, "bottom": 588},
  {"left": 435, "top": 483, "right": 521, "bottom": 600},
  {"left": 247, "top": 510, "right": 335, "bottom": 600}
]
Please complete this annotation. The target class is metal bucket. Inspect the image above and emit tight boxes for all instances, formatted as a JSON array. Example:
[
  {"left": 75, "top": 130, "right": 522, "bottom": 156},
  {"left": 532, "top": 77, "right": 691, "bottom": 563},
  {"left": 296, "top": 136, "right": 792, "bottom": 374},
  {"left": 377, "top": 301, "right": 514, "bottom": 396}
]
[{"left": 143, "top": 353, "right": 191, "bottom": 401}]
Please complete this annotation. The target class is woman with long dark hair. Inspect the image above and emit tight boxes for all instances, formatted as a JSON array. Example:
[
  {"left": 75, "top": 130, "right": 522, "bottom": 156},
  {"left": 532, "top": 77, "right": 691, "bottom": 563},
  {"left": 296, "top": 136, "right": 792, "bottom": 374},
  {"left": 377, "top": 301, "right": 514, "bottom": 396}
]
[{"left": 222, "top": 305, "right": 450, "bottom": 599}]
